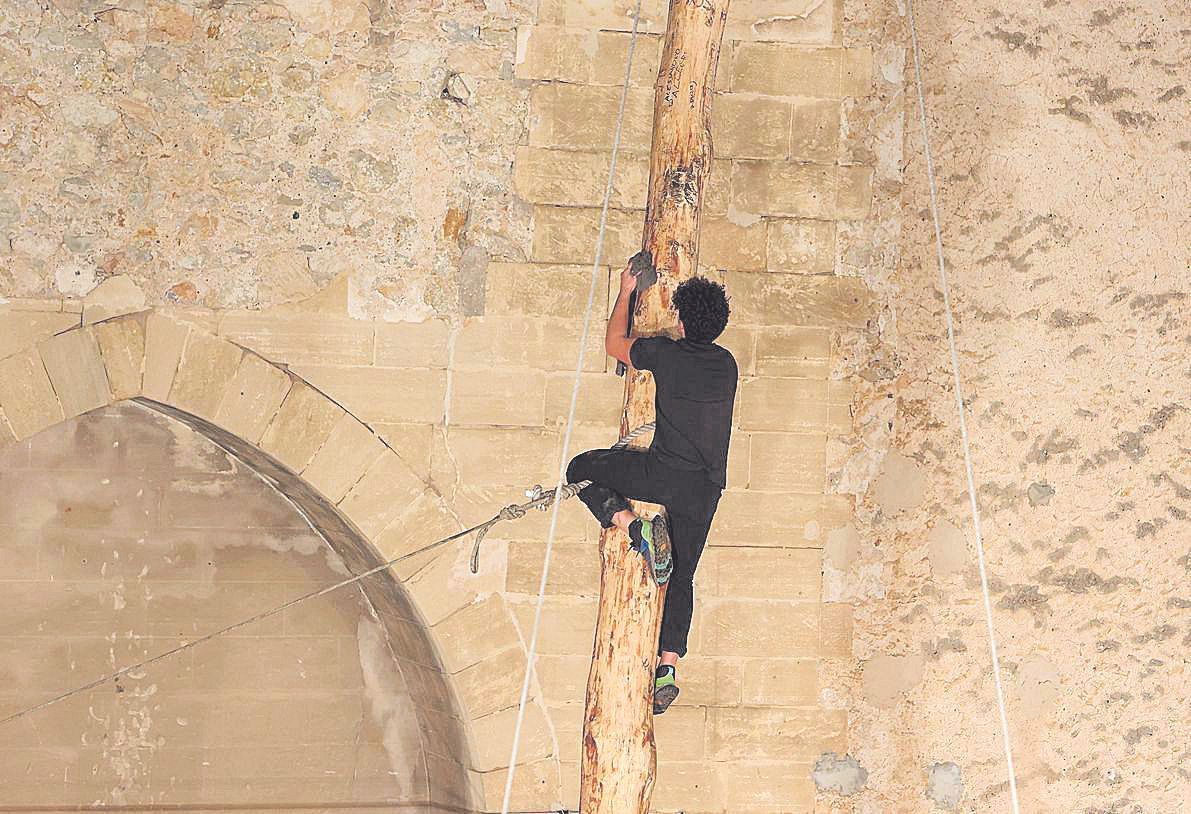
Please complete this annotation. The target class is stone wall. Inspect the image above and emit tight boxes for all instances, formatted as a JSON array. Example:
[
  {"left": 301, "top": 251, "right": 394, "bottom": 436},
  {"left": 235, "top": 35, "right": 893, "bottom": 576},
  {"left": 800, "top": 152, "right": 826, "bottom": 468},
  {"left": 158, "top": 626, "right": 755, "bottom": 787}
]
[
  {"left": 0, "top": 402, "right": 468, "bottom": 809},
  {"left": 1, "top": 0, "right": 887, "bottom": 811},
  {"left": 824, "top": 0, "right": 1190, "bottom": 812},
  {"left": 3, "top": 0, "right": 1187, "bottom": 811}
]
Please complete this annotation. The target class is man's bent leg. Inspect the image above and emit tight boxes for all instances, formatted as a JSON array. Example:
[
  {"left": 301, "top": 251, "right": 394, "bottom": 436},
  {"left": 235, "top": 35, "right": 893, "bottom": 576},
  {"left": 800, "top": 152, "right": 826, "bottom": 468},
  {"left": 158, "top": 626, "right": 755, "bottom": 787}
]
[
  {"left": 567, "top": 448, "right": 667, "bottom": 526},
  {"left": 568, "top": 448, "right": 673, "bottom": 583}
]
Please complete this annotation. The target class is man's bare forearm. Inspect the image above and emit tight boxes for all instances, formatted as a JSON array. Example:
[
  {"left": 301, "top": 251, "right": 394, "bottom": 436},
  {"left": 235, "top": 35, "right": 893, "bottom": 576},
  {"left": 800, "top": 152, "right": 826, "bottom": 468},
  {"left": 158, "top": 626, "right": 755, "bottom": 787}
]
[{"left": 605, "top": 285, "right": 632, "bottom": 352}]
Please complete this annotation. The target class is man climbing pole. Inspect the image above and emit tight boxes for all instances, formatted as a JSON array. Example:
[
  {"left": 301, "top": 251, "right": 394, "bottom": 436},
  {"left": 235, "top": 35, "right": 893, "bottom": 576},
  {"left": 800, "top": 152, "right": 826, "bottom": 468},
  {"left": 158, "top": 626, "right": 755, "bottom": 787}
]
[{"left": 567, "top": 256, "right": 737, "bottom": 716}]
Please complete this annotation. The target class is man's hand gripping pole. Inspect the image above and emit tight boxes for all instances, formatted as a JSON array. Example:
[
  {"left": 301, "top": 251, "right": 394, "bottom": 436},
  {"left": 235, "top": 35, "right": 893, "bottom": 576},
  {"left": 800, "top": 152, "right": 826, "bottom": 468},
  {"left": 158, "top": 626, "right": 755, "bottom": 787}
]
[{"left": 615, "top": 249, "right": 658, "bottom": 377}]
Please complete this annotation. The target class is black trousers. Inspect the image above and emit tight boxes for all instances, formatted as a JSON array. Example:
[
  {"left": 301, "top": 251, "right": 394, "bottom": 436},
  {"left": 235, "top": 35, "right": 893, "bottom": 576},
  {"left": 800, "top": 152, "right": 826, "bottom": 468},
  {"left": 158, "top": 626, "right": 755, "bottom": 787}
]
[{"left": 566, "top": 448, "right": 721, "bottom": 658}]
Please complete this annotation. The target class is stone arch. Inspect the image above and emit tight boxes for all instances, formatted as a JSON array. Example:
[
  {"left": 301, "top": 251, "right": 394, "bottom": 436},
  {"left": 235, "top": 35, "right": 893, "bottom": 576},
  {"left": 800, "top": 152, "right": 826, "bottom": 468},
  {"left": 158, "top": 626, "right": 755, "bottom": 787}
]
[{"left": 0, "top": 310, "right": 561, "bottom": 812}]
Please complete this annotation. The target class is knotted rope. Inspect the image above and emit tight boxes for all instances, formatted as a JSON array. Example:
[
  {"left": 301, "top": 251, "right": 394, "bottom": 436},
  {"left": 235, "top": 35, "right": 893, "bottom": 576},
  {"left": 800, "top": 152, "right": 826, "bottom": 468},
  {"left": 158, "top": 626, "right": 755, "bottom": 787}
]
[
  {"left": 0, "top": 421, "right": 654, "bottom": 730},
  {"left": 467, "top": 420, "right": 655, "bottom": 573}
]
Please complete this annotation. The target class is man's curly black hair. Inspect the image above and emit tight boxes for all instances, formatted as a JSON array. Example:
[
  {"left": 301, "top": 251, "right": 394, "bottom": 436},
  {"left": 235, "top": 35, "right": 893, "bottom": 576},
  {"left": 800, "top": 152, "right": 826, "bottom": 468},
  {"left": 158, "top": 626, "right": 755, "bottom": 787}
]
[{"left": 673, "top": 276, "right": 730, "bottom": 342}]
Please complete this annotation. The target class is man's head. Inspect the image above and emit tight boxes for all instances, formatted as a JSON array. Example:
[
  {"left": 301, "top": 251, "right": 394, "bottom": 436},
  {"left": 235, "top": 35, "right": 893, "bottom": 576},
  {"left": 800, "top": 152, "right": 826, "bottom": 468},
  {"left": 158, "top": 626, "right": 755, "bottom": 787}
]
[{"left": 673, "top": 276, "right": 730, "bottom": 343}]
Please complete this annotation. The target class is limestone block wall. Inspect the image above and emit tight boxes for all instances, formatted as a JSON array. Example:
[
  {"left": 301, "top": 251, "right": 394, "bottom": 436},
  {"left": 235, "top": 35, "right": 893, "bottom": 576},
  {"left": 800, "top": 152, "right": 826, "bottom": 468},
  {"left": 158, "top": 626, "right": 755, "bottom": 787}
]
[
  {"left": 0, "top": 0, "right": 889, "bottom": 812},
  {"left": 823, "top": 0, "right": 1191, "bottom": 812}
]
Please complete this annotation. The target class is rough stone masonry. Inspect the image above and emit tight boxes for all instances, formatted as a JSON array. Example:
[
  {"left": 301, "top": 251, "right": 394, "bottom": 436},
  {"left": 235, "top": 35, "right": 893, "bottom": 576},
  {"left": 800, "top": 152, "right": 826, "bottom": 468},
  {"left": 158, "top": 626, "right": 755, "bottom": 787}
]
[{"left": 0, "top": 0, "right": 1187, "bottom": 812}]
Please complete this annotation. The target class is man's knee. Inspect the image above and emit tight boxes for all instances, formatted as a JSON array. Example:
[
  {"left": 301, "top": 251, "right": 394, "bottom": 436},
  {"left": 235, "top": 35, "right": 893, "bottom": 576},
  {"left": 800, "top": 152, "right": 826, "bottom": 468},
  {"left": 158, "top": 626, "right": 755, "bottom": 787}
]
[{"left": 566, "top": 451, "right": 590, "bottom": 483}]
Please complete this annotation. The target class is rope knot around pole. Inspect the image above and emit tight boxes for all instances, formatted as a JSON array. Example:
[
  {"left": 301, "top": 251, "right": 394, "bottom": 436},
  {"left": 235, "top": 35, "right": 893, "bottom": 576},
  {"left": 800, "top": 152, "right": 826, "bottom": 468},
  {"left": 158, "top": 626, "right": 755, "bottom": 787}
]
[{"left": 467, "top": 422, "right": 655, "bottom": 575}]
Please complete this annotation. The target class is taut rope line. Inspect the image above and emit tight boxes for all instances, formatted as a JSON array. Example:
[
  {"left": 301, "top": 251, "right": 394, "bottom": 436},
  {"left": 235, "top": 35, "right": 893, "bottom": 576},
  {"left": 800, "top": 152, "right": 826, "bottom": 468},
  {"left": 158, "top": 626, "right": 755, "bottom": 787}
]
[
  {"left": 0, "top": 424, "right": 653, "bottom": 730},
  {"left": 499, "top": 1, "right": 647, "bottom": 811},
  {"left": 906, "top": 1, "right": 1022, "bottom": 810}
]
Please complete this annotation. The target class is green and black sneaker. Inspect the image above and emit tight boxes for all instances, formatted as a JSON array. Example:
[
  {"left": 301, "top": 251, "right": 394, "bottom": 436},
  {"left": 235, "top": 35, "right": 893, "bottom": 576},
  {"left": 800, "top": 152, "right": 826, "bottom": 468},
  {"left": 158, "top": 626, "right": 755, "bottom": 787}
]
[
  {"left": 653, "top": 665, "right": 679, "bottom": 715},
  {"left": 628, "top": 515, "right": 673, "bottom": 585}
]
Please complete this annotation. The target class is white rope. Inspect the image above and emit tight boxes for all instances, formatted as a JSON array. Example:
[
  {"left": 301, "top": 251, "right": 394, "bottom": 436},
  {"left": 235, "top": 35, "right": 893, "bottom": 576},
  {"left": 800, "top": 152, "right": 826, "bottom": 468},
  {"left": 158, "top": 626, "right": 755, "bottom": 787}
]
[
  {"left": 905, "top": 2, "right": 1021, "bottom": 811},
  {"left": 499, "top": 3, "right": 646, "bottom": 810}
]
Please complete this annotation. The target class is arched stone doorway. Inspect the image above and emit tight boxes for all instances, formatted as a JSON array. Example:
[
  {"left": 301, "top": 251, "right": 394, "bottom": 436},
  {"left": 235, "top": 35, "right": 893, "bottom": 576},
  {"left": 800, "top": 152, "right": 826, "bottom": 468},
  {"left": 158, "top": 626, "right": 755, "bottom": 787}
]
[
  {"left": 0, "top": 400, "right": 475, "bottom": 810},
  {"left": 0, "top": 312, "right": 494, "bottom": 811},
  {"left": 0, "top": 311, "right": 566, "bottom": 812}
]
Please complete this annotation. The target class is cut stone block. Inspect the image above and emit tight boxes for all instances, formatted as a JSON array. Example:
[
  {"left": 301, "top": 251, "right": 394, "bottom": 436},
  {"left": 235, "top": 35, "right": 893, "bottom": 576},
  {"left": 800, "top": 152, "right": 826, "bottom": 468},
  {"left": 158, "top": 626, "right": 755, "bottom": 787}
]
[
  {"left": 452, "top": 646, "right": 530, "bottom": 720},
  {"left": 0, "top": 347, "right": 64, "bottom": 439},
  {"left": 450, "top": 367, "right": 547, "bottom": 427},
  {"left": 259, "top": 380, "right": 345, "bottom": 472},
  {"left": 93, "top": 317, "right": 146, "bottom": 400},
  {"left": 219, "top": 311, "right": 373, "bottom": 366},
  {"left": 723, "top": 271, "right": 873, "bottom": 328},
  {"left": 432, "top": 595, "right": 523, "bottom": 674},
  {"left": 141, "top": 313, "right": 190, "bottom": 402},
  {"left": 732, "top": 44, "right": 845, "bottom": 98},
  {"left": 373, "top": 319, "right": 452, "bottom": 368},
  {"left": 707, "top": 706, "right": 846, "bottom": 761},
  {"left": 213, "top": 352, "right": 293, "bottom": 444},
  {"left": 528, "top": 83, "right": 653, "bottom": 152},
  {"left": 791, "top": 98, "right": 842, "bottom": 163},
  {"left": 767, "top": 218, "right": 836, "bottom": 274},
  {"left": 507, "top": 597, "right": 596, "bottom": 656},
  {"left": 289, "top": 365, "right": 446, "bottom": 425},
  {"left": 301, "top": 414, "right": 387, "bottom": 503},
  {"left": 700, "top": 547, "right": 821, "bottom": 600},
  {"left": 469, "top": 702, "right": 553, "bottom": 772},
  {"left": 712, "top": 490, "right": 852, "bottom": 545},
  {"left": 748, "top": 431, "right": 827, "bottom": 492},
  {"left": 712, "top": 93, "right": 792, "bottom": 159},
  {"left": 514, "top": 146, "right": 649, "bottom": 208},
  {"left": 739, "top": 377, "right": 830, "bottom": 432},
  {"left": 731, "top": 160, "right": 837, "bottom": 219},
  {"left": 168, "top": 330, "right": 244, "bottom": 421},
  {"left": 0, "top": 311, "right": 78, "bottom": 359},
  {"left": 486, "top": 263, "right": 611, "bottom": 319},
  {"left": 81, "top": 276, "right": 146, "bottom": 325},
  {"left": 453, "top": 316, "right": 606, "bottom": 373},
  {"left": 477, "top": 757, "right": 560, "bottom": 814},
  {"left": 38, "top": 329, "right": 111, "bottom": 418},
  {"left": 698, "top": 599, "right": 819, "bottom": 657},
  {"left": 337, "top": 452, "right": 427, "bottom": 539},
  {"left": 755, "top": 326, "right": 832, "bottom": 377},
  {"left": 531, "top": 205, "right": 640, "bottom": 266},
  {"left": 740, "top": 658, "right": 819, "bottom": 706},
  {"left": 373, "top": 490, "right": 462, "bottom": 580},
  {"left": 700, "top": 216, "right": 767, "bottom": 270}
]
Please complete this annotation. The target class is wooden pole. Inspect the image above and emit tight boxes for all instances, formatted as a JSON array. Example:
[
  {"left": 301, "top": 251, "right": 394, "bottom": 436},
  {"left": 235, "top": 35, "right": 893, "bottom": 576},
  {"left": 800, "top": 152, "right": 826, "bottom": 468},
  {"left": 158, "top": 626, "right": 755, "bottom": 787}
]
[{"left": 579, "top": 2, "right": 730, "bottom": 811}]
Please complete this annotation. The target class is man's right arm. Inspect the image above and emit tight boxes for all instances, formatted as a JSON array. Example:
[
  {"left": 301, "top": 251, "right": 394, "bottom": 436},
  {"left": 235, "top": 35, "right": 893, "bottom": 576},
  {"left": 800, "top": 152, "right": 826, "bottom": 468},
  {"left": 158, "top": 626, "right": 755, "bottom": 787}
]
[{"left": 605, "top": 263, "right": 639, "bottom": 367}]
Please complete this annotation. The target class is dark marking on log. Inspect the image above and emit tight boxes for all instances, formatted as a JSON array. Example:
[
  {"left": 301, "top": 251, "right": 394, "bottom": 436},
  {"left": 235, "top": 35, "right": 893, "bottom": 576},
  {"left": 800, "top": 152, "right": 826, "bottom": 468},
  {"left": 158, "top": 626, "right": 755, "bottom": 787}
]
[
  {"left": 662, "top": 49, "right": 688, "bottom": 107},
  {"left": 664, "top": 166, "right": 700, "bottom": 207}
]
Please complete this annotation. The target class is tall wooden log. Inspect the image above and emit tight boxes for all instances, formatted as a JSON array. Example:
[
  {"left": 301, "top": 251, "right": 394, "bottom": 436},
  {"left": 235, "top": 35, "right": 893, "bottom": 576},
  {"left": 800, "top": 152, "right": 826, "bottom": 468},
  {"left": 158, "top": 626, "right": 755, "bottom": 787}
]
[{"left": 580, "top": 2, "right": 730, "bottom": 811}]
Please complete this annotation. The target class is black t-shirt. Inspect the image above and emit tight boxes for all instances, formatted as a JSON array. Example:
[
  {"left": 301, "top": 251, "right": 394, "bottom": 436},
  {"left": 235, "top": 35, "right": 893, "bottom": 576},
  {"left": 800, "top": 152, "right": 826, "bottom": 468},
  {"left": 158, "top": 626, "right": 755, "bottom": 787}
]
[{"left": 629, "top": 336, "right": 738, "bottom": 489}]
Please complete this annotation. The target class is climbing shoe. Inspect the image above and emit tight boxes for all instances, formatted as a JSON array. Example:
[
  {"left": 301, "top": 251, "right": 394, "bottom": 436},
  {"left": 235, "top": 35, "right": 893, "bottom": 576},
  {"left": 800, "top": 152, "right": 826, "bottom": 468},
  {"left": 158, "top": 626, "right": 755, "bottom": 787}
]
[
  {"left": 653, "top": 665, "right": 679, "bottom": 715},
  {"left": 628, "top": 515, "right": 672, "bottom": 586}
]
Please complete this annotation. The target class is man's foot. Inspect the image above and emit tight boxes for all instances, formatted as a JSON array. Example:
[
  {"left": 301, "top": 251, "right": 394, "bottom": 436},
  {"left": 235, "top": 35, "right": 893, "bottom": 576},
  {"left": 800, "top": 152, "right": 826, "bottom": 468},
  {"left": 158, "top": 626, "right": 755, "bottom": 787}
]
[
  {"left": 628, "top": 515, "right": 672, "bottom": 585},
  {"left": 653, "top": 665, "right": 679, "bottom": 715}
]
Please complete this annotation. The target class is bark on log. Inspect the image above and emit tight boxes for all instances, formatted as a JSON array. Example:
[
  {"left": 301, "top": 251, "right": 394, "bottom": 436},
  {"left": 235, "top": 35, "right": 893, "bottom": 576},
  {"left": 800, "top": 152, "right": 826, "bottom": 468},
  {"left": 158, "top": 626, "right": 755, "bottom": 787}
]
[{"left": 579, "top": 2, "right": 730, "bottom": 811}]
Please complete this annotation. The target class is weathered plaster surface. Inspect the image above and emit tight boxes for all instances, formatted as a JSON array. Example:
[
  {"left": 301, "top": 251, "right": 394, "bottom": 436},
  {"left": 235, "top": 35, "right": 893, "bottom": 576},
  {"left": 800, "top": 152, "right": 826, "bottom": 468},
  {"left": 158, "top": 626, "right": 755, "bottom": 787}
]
[
  {"left": 0, "top": 403, "right": 456, "bottom": 807},
  {"left": 0, "top": 0, "right": 531, "bottom": 317},
  {"left": 829, "top": 0, "right": 1189, "bottom": 811}
]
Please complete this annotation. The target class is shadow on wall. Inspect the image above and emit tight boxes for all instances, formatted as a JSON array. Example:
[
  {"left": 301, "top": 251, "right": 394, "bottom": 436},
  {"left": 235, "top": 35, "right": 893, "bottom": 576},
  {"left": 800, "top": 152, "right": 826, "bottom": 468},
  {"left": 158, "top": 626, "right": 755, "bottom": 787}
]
[{"left": 0, "top": 400, "right": 477, "bottom": 812}]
